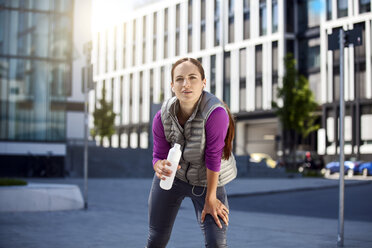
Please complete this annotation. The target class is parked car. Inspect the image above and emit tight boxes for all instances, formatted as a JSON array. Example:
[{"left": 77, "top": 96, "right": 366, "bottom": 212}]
[
  {"left": 249, "top": 153, "right": 277, "bottom": 168},
  {"left": 325, "top": 158, "right": 364, "bottom": 177},
  {"left": 276, "top": 150, "right": 324, "bottom": 171},
  {"left": 358, "top": 162, "right": 372, "bottom": 177}
]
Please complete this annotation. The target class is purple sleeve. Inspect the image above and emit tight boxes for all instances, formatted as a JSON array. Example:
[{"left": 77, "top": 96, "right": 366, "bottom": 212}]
[
  {"left": 204, "top": 107, "right": 229, "bottom": 172},
  {"left": 152, "top": 110, "right": 171, "bottom": 167}
]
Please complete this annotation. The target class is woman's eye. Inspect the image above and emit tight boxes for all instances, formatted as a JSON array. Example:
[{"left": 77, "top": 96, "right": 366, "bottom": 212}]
[{"left": 176, "top": 78, "right": 183, "bottom": 82}]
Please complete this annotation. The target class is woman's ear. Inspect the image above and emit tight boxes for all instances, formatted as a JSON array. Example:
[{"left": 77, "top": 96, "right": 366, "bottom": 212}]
[
  {"left": 202, "top": 79, "right": 206, "bottom": 89},
  {"left": 171, "top": 82, "right": 175, "bottom": 92}
]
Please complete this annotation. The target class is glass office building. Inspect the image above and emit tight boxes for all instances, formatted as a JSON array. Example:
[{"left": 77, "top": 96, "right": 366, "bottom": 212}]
[
  {"left": 0, "top": 0, "right": 80, "bottom": 177},
  {"left": 0, "top": 0, "right": 73, "bottom": 142}
]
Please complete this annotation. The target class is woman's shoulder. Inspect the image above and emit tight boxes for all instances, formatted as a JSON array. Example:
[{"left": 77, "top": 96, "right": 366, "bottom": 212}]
[{"left": 208, "top": 107, "right": 228, "bottom": 123}]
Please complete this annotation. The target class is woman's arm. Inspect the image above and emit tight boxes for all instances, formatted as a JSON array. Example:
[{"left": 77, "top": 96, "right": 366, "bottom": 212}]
[
  {"left": 201, "top": 107, "right": 230, "bottom": 228},
  {"left": 153, "top": 111, "right": 178, "bottom": 180},
  {"left": 152, "top": 110, "right": 171, "bottom": 166}
]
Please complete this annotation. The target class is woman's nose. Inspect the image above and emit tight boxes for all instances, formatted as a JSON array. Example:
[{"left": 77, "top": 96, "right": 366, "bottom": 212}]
[{"left": 183, "top": 78, "right": 190, "bottom": 87}]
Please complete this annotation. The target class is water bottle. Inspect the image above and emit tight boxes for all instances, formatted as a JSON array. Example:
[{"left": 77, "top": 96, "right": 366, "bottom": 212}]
[{"left": 160, "top": 143, "right": 182, "bottom": 190}]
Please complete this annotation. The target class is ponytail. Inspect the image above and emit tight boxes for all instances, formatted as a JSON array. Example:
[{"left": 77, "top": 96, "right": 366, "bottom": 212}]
[{"left": 222, "top": 103, "right": 235, "bottom": 160}]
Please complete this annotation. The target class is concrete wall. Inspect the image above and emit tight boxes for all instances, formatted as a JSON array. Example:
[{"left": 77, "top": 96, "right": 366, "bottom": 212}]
[{"left": 66, "top": 146, "right": 290, "bottom": 178}]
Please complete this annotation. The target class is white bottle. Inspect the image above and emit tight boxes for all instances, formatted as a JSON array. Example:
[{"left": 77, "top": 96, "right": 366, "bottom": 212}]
[{"left": 160, "top": 143, "right": 182, "bottom": 190}]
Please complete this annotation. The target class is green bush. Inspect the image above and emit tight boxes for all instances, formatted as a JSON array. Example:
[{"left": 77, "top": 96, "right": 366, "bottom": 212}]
[{"left": 0, "top": 178, "right": 28, "bottom": 186}]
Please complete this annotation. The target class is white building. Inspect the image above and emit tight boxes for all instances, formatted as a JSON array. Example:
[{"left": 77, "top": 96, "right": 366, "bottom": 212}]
[{"left": 91, "top": 0, "right": 372, "bottom": 161}]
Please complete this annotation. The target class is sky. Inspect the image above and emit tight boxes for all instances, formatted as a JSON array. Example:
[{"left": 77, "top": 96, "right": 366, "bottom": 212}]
[{"left": 91, "top": 0, "right": 161, "bottom": 32}]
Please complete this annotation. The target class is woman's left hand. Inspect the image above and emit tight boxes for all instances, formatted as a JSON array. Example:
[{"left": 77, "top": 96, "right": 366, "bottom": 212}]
[{"left": 201, "top": 197, "right": 229, "bottom": 229}]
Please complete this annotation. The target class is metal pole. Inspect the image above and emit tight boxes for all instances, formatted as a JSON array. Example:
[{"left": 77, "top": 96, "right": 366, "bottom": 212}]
[
  {"left": 337, "top": 28, "right": 345, "bottom": 247},
  {"left": 84, "top": 66, "right": 89, "bottom": 210}
]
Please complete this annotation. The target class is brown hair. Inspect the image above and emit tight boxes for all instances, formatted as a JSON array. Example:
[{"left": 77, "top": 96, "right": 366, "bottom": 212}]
[
  {"left": 171, "top": 57, "right": 205, "bottom": 81},
  {"left": 171, "top": 57, "right": 235, "bottom": 160}
]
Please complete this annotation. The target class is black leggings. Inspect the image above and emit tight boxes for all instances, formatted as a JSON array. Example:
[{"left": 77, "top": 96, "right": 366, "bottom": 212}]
[{"left": 146, "top": 174, "right": 229, "bottom": 248}]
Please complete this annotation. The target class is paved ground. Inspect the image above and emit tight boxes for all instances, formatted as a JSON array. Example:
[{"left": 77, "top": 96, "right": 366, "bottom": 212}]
[{"left": 0, "top": 176, "right": 372, "bottom": 248}]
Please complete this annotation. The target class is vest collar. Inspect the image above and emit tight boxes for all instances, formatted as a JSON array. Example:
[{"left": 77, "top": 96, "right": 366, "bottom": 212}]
[{"left": 170, "top": 91, "right": 205, "bottom": 123}]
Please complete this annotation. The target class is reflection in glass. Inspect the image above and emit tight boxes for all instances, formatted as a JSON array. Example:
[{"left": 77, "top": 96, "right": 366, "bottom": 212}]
[
  {"left": 0, "top": 3, "right": 72, "bottom": 142},
  {"left": 259, "top": 0, "right": 267, "bottom": 36},
  {"left": 228, "top": 0, "right": 234, "bottom": 43},
  {"left": 224, "top": 52, "right": 231, "bottom": 107},
  {"left": 360, "top": 0, "right": 371, "bottom": 13},
  {"left": 255, "top": 45, "right": 262, "bottom": 110},
  {"left": 214, "top": 0, "right": 220, "bottom": 46},
  {"left": 337, "top": 0, "right": 348, "bottom": 18},
  {"left": 272, "top": 0, "right": 278, "bottom": 33},
  {"left": 239, "top": 48, "right": 246, "bottom": 111},
  {"left": 243, "top": 0, "right": 250, "bottom": 39},
  {"left": 210, "top": 55, "right": 216, "bottom": 95}
]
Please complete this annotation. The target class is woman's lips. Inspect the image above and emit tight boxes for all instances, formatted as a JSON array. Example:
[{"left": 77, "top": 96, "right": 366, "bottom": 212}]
[{"left": 182, "top": 91, "right": 192, "bottom": 94}]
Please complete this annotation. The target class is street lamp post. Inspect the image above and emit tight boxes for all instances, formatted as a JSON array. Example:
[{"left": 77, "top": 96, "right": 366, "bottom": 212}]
[
  {"left": 328, "top": 25, "right": 362, "bottom": 247},
  {"left": 83, "top": 41, "right": 93, "bottom": 210}
]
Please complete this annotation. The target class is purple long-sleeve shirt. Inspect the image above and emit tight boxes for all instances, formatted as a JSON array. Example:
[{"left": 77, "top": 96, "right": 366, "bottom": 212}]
[{"left": 152, "top": 107, "right": 229, "bottom": 172}]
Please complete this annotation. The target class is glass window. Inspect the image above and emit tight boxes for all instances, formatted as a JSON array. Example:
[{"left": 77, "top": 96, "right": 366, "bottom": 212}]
[
  {"left": 299, "top": 0, "right": 321, "bottom": 30},
  {"left": 272, "top": 0, "right": 278, "bottom": 33},
  {"left": 97, "top": 32, "right": 101, "bottom": 72},
  {"left": 176, "top": 4, "right": 180, "bottom": 56},
  {"left": 239, "top": 48, "right": 246, "bottom": 111},
  {"left": 123, "top": 23, "right": 126, "bottom": 68},
  {"left": 210, "top": 54, "right": 216, "bottom": 95},
  {"left": 132, "top": 20, "right": 136, "bottom": 66},
  {"left": 272, "top": 41, "right": 278, "bottom": 103},
  {"left": 139, "top": 71, "right": 143, "bottom": 122},
  {"left": 308, "top": 0, "right": 321, "bottom": 27},
  {"left": 142, "top": 16, "right": 146, "bottom": 64},
  {"left": 243, "top": 0, "right": 250, "bottom": 39},
  {"left": 0, "top": 58, "right": 67, "bottom": 141},
  {"left": 188, "top": 29, "right": 192, "bottom": 53},
  {"left": 286, "top": 0, "right": 294, "bottom": 32},
  {"left": 164, "top": 9, "right": 168, "bottom": 59},
  {"left": 255, "top": 45, "right": 262, "bottom": 110},
  {"left": 105, "top": 30, "right": 108, "bottom": 72},
  {"left": 188, "top": 0, "right": 193, "bottom": 25},
  {"left": 114, "top": 27, "right": 117, "bottom": 70},
  {"left": 224, "top": 52, "right": 231, "bottom": 107},
  {"left": 160, "top": 67, "right": 165, "bottom": 101},
  {"left": 354, "top": 22, "right": 366, "bottom": 99},
  {"left": 201, "top": 0, "right": 206, "bottom": 50},
  {"left": 326, "top": 0, "right": 332, "bottom": 20},
  {"left": 188, "top": 0, "right": 193, "bottom": 53},
  {"left": 129, "top": 74, "right": 133, "bottom": 122},
  {"left": 150, "top": 69, "right": 154, "bottom": 103},
  {"left": 228, "top": 0, "right": 234, "bottom": 43},
  {"left": 153, "top": 13, "right": 157, "bottom": 61},
  {"left": 360, "top": 0, "right": 371, "bottom": 13},
  {"left": 337, "top": 0, "right": 348, "bottom": 18},
  {"left": 259, "top": 0, "right": 267, "bottom": 36},
  {"left": 214, "top": 0, "right": 221, "bottom": 46}
]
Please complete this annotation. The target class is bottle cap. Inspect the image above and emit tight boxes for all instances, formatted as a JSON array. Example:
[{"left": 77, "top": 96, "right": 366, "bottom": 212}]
[{"left": 174, "top": 143, "right": 181, "bottom": 149}]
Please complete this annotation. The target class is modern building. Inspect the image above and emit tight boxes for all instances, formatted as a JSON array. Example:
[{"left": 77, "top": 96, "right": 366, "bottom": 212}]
[
  {"left": 0, "top": 0, "right": 91, "bottom": 176},
  {"left": 91, "top": 0, "right": 372, "bottom": 162}
]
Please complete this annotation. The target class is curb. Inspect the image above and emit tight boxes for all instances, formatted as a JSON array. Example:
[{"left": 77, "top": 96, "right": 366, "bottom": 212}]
[{"left": 227, "top": 180, "right": 372, "bottom": 198}]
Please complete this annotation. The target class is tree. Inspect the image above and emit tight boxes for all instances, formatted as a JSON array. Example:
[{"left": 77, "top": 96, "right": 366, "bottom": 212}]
[
  {"left": 272, "top": 53, "right": 320, "bottom": 168},
  {"left": 91, "top": 84, "right": 116, "bottom": 146}
]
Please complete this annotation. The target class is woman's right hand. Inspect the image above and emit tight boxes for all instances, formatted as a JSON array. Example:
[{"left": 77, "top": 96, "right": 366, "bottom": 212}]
[{"left": 154, "top": 160, "right": 181, "bottom": 180}]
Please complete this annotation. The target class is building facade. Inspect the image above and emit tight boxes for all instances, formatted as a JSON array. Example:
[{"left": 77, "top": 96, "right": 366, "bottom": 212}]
[
  {"left": 0, "top": 0, "right": 90, "bottom": 176},
  {"left": 91, "top": 0, "right": 372, "bottom": 161}
]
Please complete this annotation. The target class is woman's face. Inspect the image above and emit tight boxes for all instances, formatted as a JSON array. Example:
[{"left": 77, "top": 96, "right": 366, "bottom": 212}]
[{"left": 171, "top": 61, "right": 206, "bottom": 106}]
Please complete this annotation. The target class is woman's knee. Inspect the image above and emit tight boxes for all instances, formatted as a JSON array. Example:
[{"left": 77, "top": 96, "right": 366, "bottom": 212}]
[{"left": 146, "top": 229, "right": 171, "bottom": 248}]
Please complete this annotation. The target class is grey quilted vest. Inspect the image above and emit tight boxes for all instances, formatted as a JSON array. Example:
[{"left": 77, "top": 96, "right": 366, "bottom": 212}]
[{"left": 160, "top": 91, "right": 237, "bottom": 187}]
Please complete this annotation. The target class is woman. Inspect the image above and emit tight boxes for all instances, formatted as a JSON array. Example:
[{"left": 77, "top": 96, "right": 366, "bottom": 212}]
[{"left": 146, "top": 57, "right": 237, "bottom": 248}]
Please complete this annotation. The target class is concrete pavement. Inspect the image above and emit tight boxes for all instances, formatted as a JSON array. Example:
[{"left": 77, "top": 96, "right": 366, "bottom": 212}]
[{"left": 0, "top": 176, "right": 371, "bottom": 248}]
